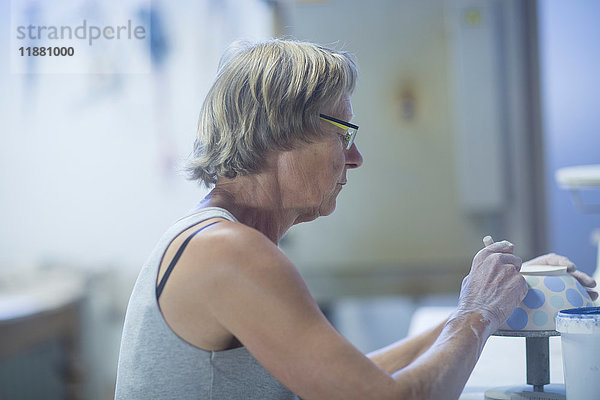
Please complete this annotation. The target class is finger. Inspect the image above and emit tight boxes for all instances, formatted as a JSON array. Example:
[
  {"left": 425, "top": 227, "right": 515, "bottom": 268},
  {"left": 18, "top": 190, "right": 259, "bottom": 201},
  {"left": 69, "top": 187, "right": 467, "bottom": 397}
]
[
  {"left": 499, "top": 253, "right": 523, "bottom": 269},
  {"left": 472, "top": 241, "right": 515, "bottom": 271},
  {"left": 482, "top": 251, "right": 521, "bottom": 271},
  {"left": 588, "top": 290, "right": 598, "bottom": 302},
  {"left": 474, "top": 241, "right": 515, "bottom": 262},
  {"left": 569, "top": 269, "right": 597, "bottom": 288},
  {"left": 531, "top": 253, "right": 576, "bottom": 271},
  {"left": 483, "top": 236, "right": 494, "bottom": 247},
  {"left": 498, "top": 254, "right": 521, "bottom": 272},
  {"left": 521, "top": 276, "right": 529, "bottom": 298},
  {"left": 486, "top": 240, "right": 515, "bottom": 253},
  {"left": 516, "top": 275, "right": 529, "bottom": 301},
  {"left": 524, "top": 254, "right": 545, "bottom": 265}
]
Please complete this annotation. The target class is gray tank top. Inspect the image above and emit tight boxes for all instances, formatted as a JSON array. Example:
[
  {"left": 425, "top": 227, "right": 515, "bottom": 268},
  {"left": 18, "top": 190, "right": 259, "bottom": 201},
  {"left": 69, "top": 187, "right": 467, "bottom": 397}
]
[{"left": 114, "top": 207, "right": 298, "bottom": 399}]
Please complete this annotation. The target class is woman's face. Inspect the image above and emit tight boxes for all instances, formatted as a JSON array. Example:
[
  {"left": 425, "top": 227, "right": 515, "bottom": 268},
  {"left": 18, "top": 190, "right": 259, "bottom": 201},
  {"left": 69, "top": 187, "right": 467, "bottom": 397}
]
[{"left": 277, "top": 95, "right": 363, "bottom": 222}]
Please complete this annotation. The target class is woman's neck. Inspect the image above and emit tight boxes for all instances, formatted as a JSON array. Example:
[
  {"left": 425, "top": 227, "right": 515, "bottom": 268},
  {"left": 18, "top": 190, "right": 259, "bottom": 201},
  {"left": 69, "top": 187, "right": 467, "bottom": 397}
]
[{"left": 196, "top": 176, "right": 298, "bottom": 244}]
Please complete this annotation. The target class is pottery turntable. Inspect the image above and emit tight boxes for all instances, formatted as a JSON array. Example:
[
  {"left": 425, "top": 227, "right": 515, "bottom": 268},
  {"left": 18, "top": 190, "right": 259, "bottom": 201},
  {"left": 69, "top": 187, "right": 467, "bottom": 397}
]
[{"left": 483, "top": 329, "right": 564, "bottom": 400}]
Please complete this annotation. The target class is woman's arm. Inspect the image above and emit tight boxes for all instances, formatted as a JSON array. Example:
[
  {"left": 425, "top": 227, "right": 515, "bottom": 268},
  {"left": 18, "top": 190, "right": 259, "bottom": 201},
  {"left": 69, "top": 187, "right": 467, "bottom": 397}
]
[
  {"left": 369, "top": 250, "right": 598, "bottom": 393},
  {"left": 394, "top": 311, "right": 490, "bottom": 399},
  {"left": 169, "top": 222, "right": 526, "bottom": 400},
  {"left": 367, "top": 318, "right": 447, "bottom": 374}
]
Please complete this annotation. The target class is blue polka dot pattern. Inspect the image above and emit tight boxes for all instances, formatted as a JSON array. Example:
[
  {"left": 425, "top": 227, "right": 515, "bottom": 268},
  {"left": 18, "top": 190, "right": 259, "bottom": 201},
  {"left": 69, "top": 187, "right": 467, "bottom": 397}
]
[
  {"left": 566, "top": 288, "right": 584, "bottom": 307},
  {"left": 522, "top": 288, "right": 545, "bottom": 309},
  {"left": 506, "top": 308, "right": 528, "bottom": 330},
  {"left": 559, "top": 275, "right": 571, "bottom": 285},
  {"left": 575, "top": 281, "right": 590, "bottom": 298},
  {"left": 525, "top": 276, "right": 540, "bottom": 287},
  {"left": 550, "top": 294, "right": 565, "bottom": 309},
  {"left": 544, "top": 276, "right": 565, "bottom": 292},
  {"left": 532, "top": 310, "right": 548, "bottom": 327}
]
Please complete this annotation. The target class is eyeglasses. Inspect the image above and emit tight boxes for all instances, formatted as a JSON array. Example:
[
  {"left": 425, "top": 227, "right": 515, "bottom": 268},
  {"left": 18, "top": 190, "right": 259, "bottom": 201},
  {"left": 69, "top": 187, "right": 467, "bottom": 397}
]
[{"left": 319, "top": 114, "right": 359, "bottom": 150}]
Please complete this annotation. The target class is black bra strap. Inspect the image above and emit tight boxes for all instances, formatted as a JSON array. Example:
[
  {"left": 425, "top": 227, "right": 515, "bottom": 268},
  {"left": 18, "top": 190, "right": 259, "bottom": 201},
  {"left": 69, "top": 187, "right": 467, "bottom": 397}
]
[{"left": 156, "top": 221, "right": 221, "bottom": 299}]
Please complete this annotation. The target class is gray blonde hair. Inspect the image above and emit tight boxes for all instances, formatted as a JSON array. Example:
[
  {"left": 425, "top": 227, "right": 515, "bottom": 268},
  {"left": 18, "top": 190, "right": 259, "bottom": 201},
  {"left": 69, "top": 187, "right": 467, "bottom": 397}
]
[{"left": 186, "top": 39, "right": 358, "bottom": 186}]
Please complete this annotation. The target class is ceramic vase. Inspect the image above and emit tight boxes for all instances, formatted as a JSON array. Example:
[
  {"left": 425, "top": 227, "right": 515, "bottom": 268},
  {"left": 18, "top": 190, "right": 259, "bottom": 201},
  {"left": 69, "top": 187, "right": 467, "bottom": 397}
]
[{"left": 499, "top": 265, "right": 595, "bottom": 331}]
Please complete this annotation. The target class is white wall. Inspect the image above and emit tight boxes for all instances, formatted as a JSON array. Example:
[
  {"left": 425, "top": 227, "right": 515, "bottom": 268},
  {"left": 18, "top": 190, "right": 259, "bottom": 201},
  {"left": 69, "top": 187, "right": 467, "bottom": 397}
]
[
  {"left": 280, "top": 0, "right": 542, "bottom": 280},
  {"left": 0, "top": 0, "right": 273, "bottom": 273},
  {"left": 539, "top": 0, "right": 600, "bottom": 276},
  {"left": 0, "top": 0, "right": 543, "bottom": 287},
  {"left": 0, "top": 2, "right": 274, "bottom": 399}
]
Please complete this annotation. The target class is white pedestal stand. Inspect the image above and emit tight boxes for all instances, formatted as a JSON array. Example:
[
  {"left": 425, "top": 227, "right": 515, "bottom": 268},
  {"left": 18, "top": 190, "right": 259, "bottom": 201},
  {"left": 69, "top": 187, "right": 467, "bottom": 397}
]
[{"left": 484, "top": 330, "right": 565, "bottom": 400}]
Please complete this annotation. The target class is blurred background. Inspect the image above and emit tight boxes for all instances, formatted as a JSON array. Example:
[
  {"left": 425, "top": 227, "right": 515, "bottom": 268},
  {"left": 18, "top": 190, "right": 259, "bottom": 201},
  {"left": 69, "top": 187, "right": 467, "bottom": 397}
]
[{"left": 0, "top": 0, "right": 598, "bottom": 399}]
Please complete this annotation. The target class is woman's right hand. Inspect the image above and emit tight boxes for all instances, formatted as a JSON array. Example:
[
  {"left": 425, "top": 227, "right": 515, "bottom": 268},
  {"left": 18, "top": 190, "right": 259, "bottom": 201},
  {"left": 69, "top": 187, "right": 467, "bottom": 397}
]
[{"left": 456, "top": 241, "right": 529, "bottom": 333}]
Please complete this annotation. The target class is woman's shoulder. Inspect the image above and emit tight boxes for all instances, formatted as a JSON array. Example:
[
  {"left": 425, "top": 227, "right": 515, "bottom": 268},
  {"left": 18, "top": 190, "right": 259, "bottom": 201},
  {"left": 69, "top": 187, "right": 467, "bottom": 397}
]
[
  {"left": 157, "top": 218, "right": 302, "bottom": 351},
  {"left": 194, "top": 219, "right": 277, "bottom": 250},
  {"left": 186, "top": 219, "right": 291, "bottom": 275}
]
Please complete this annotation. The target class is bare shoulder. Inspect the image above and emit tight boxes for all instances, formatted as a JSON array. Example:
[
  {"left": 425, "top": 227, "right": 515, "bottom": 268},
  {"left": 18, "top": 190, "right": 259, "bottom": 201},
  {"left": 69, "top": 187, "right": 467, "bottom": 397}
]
[
  {"left": 177, "top": 219, "right": 314, "bottom": 313},
  {"left": 201, "top": 219, "right": 278, "bottom": 253},
  {"left": 157, "top": 219, "right": 309, "bottom": 351},
  {"left": 181, "top": 219, "right": 322, "bottom": 339},
  {"left": 188, "top": 220, "right": 298, "bottom": 277},
  {"left": 160, "top": 220, "right": 401, "bottom": 399}
]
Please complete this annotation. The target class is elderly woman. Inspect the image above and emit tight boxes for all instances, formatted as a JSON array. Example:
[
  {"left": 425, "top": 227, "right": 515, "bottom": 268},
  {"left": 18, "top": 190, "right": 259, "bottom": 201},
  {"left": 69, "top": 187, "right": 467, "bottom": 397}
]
[{"left": 115, "top": 39, "right": 596, "bottom": 399}]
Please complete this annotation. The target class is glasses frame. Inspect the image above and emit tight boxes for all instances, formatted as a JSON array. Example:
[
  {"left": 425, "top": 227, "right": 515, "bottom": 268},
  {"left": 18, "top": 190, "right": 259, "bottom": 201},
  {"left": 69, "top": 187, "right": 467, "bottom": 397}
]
[{"left": 319, "top": 114, "right": 359, "bottom": 150}]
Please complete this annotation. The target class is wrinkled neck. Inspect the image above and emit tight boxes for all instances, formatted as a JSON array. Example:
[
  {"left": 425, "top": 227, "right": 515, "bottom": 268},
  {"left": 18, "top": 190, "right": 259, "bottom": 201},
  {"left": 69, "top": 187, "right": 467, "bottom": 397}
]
[{"left": 196, "top": 176, "right": 296, "bottom": 244}]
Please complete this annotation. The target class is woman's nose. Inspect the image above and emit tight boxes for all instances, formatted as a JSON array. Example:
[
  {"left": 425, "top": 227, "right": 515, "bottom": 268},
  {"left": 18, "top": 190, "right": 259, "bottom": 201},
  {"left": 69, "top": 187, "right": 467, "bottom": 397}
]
[{"left": 345, "top": 143, "right": 363, "bottom": 169}]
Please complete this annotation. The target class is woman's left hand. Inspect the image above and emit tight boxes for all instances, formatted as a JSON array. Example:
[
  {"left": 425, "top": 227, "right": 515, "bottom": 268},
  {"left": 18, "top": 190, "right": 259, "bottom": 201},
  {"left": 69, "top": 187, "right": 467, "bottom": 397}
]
[{"left": 524, "top": 253, "right": 598, "bottom": 301}]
